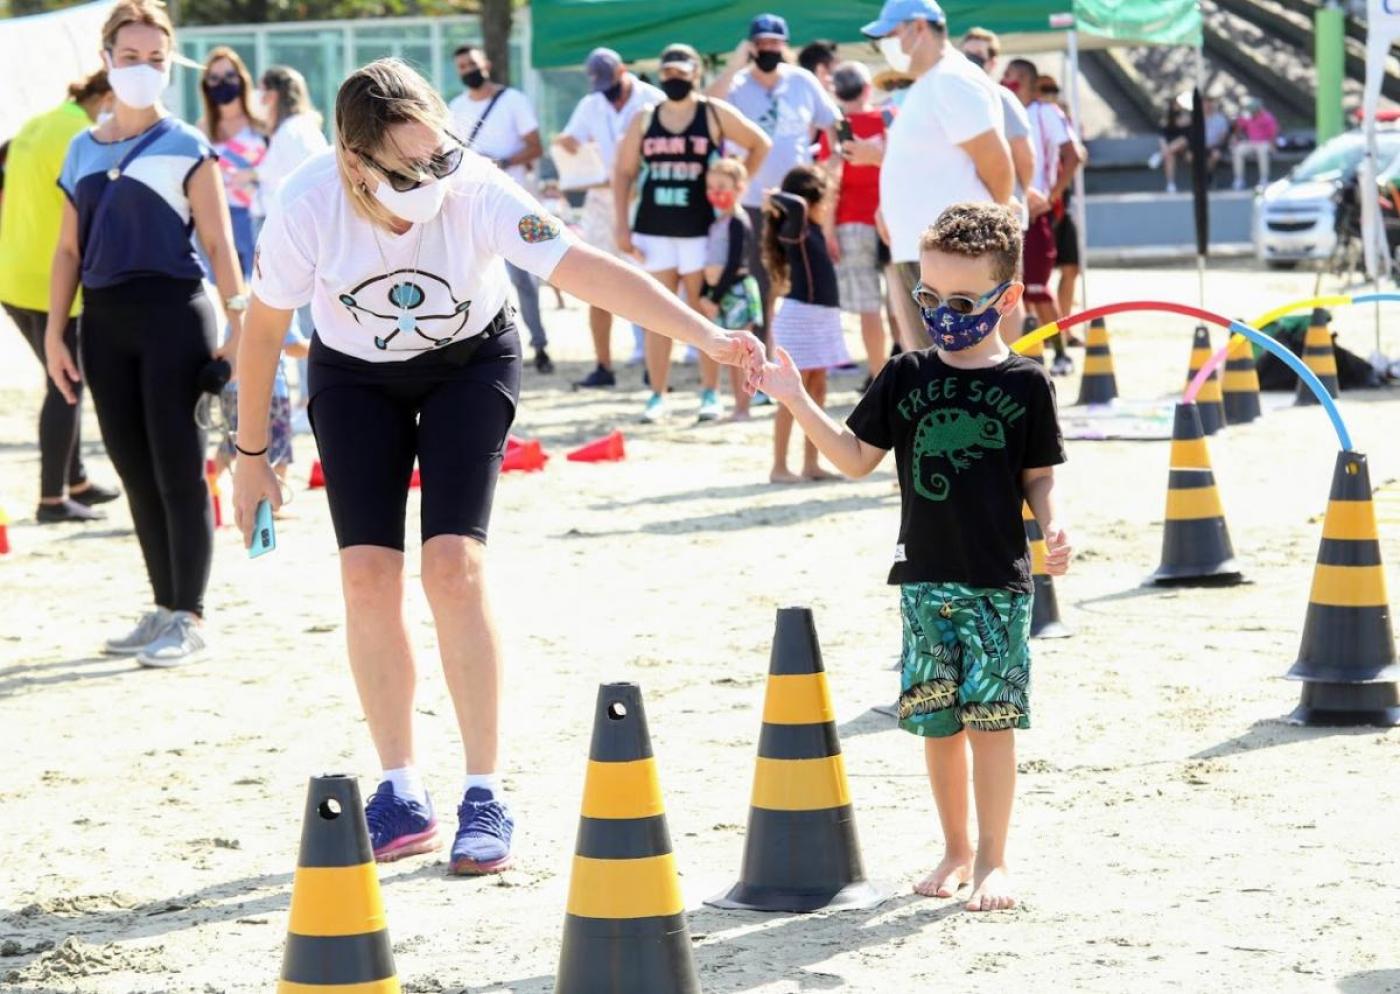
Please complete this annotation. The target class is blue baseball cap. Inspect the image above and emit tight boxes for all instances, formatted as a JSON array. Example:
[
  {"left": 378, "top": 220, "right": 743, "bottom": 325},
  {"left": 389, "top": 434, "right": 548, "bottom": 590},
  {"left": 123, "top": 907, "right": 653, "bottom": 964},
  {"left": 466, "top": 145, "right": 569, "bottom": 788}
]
[
  {"left": 749, "top": 13, "right": 790, "bottom": 40},
  {"left": 860, "top": 0, "right": 946, "bottom": 38},
  {"left": 585, "top": 48, "right": 623, "bottom": 91}
]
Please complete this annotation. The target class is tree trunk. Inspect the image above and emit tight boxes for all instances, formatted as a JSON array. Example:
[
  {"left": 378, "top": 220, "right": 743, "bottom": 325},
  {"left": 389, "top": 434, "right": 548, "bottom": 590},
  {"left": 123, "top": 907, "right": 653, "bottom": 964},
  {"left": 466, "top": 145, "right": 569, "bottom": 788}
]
[{"left": 481, "top": 0, "right": 512, "bottom": 84}]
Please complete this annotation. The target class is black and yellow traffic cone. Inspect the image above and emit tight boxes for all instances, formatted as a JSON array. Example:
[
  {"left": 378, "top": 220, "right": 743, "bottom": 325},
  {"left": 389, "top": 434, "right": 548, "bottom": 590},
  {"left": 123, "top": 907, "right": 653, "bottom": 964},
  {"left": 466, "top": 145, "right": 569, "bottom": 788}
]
[
  {"left": 1018, "top": 314, "right": 1044, "bottom": 365},
  {"left": 279, "top": 775, "right": 399, "bottom": 993},
  {"left": 1286, "top": 451, "right": 1399, "bottom": 726},
  {"left": 555, "top": 683, "right": 700, "bottom": 994},
  {"left": 1295, "top": 308, "right": 1341, "bottom": 406},
  {"left": 707, "top": 607, "right": 885, "bottom": 913},
  {"left": 1184, "top": 325, "right": 1225, "bottom": 435},
  {"left": 1075, "top": 317, "right": 1118, "bottom": 405},
  {"left": 1221, "top": 333, "right": 1262, "bottom": 425},
  {"left": 1150, "top": 403, "right": 1243, "bottom": 586},
  {"left": 1024, "top": 502, "right": 1071, "bottom": 638}
]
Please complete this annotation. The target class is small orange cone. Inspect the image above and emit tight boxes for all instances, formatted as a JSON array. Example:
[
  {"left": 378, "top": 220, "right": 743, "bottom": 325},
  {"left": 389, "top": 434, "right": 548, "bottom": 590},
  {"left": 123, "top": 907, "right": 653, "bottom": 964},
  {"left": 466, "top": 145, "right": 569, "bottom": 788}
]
[
  {"left": 1184, "top": 325, "right": 1225, "bottom": 435},
  {"left": 1295, "top": 308, "right": 1341, "bottom": 406},
  {"left": 503, "top": 439, "right": 547, "bottom": 473},
  {"left": 0, "top": 504, "right": 10, "bottom": 556},
  {"left": 205, "top": 459, "right": 223, "bottom": 528},
  {"left": 507, "top": 434, "right": 526, "bottom": 452},
  {"left": 567, "top": 430, "right": 626, "bottom": 464},
  {"left": 308, "top": 460, "right": 326, "bottom": 489},
  {"left": 1018, "top": 314, "right": 1044, "bottom": 366},
  {"left": 1076, "top": 317, "right": 1118, "bottom": 405}
]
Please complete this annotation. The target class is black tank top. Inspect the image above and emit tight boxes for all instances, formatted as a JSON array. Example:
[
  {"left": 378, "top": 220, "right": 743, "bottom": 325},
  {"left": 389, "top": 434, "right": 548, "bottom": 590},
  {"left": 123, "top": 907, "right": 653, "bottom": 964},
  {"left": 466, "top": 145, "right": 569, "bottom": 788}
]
[{"left": 633, "top": 100, "right": 719, "bottom": 238}]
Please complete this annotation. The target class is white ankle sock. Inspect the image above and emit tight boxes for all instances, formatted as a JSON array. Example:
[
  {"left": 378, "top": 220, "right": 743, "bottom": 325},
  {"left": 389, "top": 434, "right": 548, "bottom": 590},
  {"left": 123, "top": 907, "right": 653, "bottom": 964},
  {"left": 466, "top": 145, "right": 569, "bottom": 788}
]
[
  {"left": 383, "top": 766, "right": 430, "bottom": 810},
  {"left": 464, "top": 773, "right": 501, "bottom": 799}
]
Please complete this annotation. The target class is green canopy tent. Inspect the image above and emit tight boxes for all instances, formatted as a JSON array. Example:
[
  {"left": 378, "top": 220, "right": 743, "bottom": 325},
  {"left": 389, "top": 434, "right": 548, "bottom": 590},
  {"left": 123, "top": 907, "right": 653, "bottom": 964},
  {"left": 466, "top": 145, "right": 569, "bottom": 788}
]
[{"left": 528, "top": 0, "right": 1201, "bottom": 68}]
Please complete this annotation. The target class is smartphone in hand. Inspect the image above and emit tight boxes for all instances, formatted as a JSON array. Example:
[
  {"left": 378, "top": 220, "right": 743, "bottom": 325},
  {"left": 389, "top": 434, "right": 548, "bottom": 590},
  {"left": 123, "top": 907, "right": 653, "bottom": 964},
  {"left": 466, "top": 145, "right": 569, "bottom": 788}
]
[
  {"left": 249, "top": 498, "right": 276, "bottom": 559},
  {"left": 834, "top": 118, "right": 854, "bottom": 145}
]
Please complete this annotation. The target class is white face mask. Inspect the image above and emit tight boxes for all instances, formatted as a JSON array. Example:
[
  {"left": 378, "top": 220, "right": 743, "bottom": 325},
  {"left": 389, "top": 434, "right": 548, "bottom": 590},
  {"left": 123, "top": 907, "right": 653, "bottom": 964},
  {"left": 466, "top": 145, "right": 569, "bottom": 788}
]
[
  {"left": 879, "top": 31, "right": 913, "bottom": 75},
  {"left": 104, "top": 54, "right": 170, "bottom": 110},
  {"left": 373, "top": 178, "right": 449, "bottom": 225}
]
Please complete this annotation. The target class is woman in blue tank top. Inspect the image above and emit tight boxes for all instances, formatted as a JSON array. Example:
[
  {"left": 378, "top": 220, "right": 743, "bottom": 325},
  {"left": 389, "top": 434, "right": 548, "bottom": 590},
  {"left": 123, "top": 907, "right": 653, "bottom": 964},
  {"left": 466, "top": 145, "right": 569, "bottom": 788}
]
[
  {"left": 44, "top": 0, "right": 249, "bottom": 668},
  {"left": 614, "top": 44, "right": 770, "bottom": 424}
]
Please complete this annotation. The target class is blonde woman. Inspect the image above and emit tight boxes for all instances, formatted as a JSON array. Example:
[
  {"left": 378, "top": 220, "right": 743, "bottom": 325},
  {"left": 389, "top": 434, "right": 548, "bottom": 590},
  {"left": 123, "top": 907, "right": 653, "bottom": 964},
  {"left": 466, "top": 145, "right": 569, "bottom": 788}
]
[
  {"left": 233, "top": 60, "right": 762, "bottom": 874},
  {"left": 45, "top": 0, "right": 247, "bottom": 665}
]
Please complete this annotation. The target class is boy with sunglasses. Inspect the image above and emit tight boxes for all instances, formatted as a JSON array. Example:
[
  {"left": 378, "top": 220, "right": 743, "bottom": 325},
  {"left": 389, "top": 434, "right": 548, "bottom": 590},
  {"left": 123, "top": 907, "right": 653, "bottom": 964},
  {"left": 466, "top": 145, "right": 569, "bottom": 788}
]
[{"left": 760, "top": 201, "right": 1071, "bottom": 912}]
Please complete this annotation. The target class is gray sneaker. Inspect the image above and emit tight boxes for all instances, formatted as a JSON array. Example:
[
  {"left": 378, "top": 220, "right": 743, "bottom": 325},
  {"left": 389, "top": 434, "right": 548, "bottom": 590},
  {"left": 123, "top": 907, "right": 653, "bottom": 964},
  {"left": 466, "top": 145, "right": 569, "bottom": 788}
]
[
  {"left": 136, "top": 611, "right": 206, "bottom": 669},
  {"left": 104, "top": 608, "right": 174, "bottom": 656}
]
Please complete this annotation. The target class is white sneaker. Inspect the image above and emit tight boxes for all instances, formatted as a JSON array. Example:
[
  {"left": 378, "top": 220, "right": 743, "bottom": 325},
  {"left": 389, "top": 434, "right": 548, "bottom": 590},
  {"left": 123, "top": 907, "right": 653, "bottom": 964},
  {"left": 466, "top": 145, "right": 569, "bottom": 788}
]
[
  {"left": 1232, "top": 178, "right": 1246, "bottom": 192},
  {"left": 1148, "top": 151, "right": 1163, "bottom": 170},
  {"left": 104, "top": 608, "right": 174, "bottom": 656},
  {"left": 136, "top": 611, "right": 206, "bottom": 669},
  {"left": 641, "top": 393, "right": 666, "bottom": 423},
  {"left": 1166, "top": 182, "right": 1178, "bottom": 194},
  {"left": 1051, "top": 355, "right": 1074, "bottom": 377},
  {"left": 696, "top": 388, "right": 724, "bottom": 423}
]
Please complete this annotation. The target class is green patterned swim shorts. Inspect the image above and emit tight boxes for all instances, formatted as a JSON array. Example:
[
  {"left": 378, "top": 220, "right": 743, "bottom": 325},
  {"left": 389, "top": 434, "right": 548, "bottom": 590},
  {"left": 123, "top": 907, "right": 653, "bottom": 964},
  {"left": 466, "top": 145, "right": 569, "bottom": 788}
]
[
  {"left": 715, "top": 275, "right": 763, "bottom": 331},
  {"left": 898, "top": 582, "right": 1032, "bottom": 738}
]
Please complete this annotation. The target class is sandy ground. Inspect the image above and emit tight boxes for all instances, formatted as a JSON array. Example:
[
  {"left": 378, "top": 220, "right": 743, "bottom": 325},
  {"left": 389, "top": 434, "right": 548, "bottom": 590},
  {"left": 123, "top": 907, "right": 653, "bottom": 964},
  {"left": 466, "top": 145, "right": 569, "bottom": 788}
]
[{"left": 1, "top": 265, "right": 1399, "bottom": 994}]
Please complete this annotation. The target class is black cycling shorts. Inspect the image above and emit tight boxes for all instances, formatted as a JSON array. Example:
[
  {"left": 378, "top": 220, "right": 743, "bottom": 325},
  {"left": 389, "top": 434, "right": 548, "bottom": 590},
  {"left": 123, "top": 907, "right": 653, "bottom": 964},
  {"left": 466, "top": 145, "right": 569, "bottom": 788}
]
[{"left": 307, "top": 317, "right": 521, "bottom": 550}]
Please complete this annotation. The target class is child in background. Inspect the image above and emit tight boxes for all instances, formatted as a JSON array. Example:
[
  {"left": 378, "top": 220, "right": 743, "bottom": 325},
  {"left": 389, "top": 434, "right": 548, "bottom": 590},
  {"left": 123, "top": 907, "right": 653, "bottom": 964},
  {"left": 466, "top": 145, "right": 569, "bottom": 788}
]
[
  {"left": 217, "top": 321, "right": 309, "bottom": 498},
  {"left": 764, "top": 164, "right": 849, "bottom": 483},
  {"left": 698, "top": 158, "right": 763, "bottom": 421},
  {"left": 760, "top": 202, "right": 1072, "bottom": 911}
]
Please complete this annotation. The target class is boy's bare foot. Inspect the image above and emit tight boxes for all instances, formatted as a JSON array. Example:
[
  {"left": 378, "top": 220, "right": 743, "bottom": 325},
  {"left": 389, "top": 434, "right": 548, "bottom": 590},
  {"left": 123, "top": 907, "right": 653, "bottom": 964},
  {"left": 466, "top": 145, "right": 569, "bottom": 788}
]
[
  {"left": 964, "top": 864, "right": 1017, "bottom": 912},
  {"left": 728, "top": 410, "right": 752, "bottom": 423},
  {"left": 770, "top": 468, "right": 802, "bottom": 484},
  {"left": 802, "top": 466, "right": 840, "bottom": 482},
  {"left": 913, "top": 853, "right": 973, "bottom": 898}
]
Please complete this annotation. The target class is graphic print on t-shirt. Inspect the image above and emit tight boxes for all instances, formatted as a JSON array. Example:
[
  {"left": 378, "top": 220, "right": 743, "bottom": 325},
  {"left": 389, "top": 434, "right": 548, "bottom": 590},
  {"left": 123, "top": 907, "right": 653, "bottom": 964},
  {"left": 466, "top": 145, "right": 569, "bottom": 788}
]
[
  {"left": 899, "top": 378, "right": 1027, "bottom": 503},
  {"left": 337, "top": 268, "right": 472, "bottom": 351}
]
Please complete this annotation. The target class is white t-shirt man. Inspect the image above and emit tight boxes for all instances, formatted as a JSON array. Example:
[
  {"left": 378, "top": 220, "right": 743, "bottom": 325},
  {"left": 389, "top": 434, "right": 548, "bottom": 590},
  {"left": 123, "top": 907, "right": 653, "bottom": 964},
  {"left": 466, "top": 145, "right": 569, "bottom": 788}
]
[
  {"left": 1025, "top": 100, "right": 1072, "bottom": 198},
  {"left": 251, "top": 150, "right": 574, "bottom": 363},
  {"left": 880, "top": 48, "right": 1004, "bottom": 263},
  {"left": 561, "top": 75, "right": 666, "bottom": 174},
  {"left": 448, "top": 87, "right": 539, "bottom": 186}
]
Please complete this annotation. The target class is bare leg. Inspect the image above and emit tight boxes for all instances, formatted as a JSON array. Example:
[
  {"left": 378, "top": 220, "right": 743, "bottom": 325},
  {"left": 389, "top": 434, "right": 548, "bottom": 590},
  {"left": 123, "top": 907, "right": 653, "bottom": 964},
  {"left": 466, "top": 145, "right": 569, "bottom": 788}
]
[
  {"left": 915, "top": 732, "right": 975, "bottom": 897},
  {"left": 771, "top": 403, "right": 800, "bottom": 483},
  {"left": 644, "top": 268, "right": 681, "bottom": 397},
  {"left": 727, "top": 365, "right": 751, "bottom": 419},
  {"left": 1056, "top": 264, "right": 1080, "bottom": 321},
  {"left": 859, "top": 310, "right": 887, "bottom": 377},
  {"left": 965, "top": 728, "right": 1018, "bottom": 911},
  {"left": 801, "top": 369, "right": 837, "bottom": 480},
  {"left": 341, "top": 546, "right": 417, "bottom": 770},
  {"left": 589, "top": 306, "right": 613, "bottom": 370},
  {"left": 421, "top": 535, "right": 501, "bottom": 775}
]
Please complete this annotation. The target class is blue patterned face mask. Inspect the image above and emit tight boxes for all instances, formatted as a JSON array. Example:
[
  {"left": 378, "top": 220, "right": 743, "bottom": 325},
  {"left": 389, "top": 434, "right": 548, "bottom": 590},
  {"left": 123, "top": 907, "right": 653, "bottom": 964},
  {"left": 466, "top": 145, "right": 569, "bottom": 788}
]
[{"left": 922, "top": 303, "right": 1004, "bottom": 351}]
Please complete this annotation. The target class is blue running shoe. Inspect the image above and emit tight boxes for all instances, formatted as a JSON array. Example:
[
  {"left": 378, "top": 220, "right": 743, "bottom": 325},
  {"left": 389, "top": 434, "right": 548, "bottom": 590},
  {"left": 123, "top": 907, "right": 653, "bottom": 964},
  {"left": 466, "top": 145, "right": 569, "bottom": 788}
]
[
  {"left": 365, "top": 781, "right": 439, "bottom": 863},
  {"left": 450, "top": 787, "right": 515, "bottom": 875}
]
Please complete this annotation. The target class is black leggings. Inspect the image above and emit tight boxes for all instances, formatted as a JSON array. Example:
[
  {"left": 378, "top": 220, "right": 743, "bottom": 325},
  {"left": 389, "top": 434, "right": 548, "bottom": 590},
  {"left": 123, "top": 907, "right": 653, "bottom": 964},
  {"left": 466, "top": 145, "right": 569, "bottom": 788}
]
[
  {"left": 4, "top": 304, "right": 87, "bottom": 499},
  {"left": 308, "top": 327, "right": 521, "bottom": 551},
  {"left": 80, "top": 278, "right": 216, "bottom": 615}
]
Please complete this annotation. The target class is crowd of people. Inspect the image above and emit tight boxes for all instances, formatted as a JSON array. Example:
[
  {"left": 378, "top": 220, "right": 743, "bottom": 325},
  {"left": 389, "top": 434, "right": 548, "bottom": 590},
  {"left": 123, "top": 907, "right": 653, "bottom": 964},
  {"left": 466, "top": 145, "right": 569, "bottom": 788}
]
[
  {"left": 0, "top": 0, "right": 1075, "bottom": 915},
  {"left": 1149, "top": 90, "right": 1280, "bottom": 193}
]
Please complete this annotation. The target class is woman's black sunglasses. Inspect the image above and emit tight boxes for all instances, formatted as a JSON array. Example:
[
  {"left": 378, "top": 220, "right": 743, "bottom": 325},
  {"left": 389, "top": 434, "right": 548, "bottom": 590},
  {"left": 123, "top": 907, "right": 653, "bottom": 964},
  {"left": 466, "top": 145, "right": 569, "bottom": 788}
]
[{"left": 364, "top": 131, "right": 467, "bottom": 193}]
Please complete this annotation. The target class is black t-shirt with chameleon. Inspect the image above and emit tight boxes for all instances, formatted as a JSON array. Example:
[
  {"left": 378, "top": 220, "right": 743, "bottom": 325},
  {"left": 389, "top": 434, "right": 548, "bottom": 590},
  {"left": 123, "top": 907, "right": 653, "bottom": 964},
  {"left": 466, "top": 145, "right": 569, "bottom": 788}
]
[{"left": 847, "top": 349, "right": 1066, "bottom": 593}]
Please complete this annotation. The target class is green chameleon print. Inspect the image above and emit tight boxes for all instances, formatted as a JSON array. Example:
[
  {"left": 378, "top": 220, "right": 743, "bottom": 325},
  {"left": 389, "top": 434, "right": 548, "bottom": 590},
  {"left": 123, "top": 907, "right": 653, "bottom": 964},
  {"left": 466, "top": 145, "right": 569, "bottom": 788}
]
[{"left": 911, "top": 409, "right": 1006, "bottom": 502}]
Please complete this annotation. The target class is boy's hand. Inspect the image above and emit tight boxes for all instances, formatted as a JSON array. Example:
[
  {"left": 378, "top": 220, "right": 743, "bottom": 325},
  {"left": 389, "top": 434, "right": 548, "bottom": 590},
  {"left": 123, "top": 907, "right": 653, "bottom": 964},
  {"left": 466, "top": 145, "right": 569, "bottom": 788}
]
[
  {"left": 1043, "top": 523, "right": 1072, "bottom": 575},
  {"left": 697, "top": 297, "right": 719, "bottom": 320},
  {"left": 759, "top": 347, "right": 804, "bottom": 405}
]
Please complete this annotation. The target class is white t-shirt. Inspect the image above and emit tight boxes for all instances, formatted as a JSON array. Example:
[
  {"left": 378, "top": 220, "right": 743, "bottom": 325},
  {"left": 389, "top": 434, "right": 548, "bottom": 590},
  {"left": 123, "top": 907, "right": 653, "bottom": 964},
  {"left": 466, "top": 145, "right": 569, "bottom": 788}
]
[
  {"left": 448, "top": 86, "right": 539, "bottom": 185},
  {"left": 1026, "top": 100, "right": 1072, "bottom": 197},
  {"left": 258, "top": 113, "right": 330, "bottom": 224},
  {"left": 880, "top": 49, "right": 1004, "bottom": 263},
  {"left": 251, "top": 150, "right": 575, "bottom": 364},
  {"left": 561, "top": 75, "right": 666, "bottom": 172}
]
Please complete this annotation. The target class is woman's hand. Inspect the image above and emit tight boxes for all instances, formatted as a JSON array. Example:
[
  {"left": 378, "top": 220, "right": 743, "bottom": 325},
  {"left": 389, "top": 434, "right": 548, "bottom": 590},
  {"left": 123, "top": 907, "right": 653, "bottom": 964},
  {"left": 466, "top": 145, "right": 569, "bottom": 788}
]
[
  {"left": 45, "top": 329, "right": 81, "bottom": 405},
  {"left": 215, "top": 322, "right": 242, "bottom": 381},
  {"left": 697, "top": 296, "right": 720, "bottom": 320},
  {"left": 702, "top": 328, "right": 765, "bottom": 394},
  {"left": 233, "top": 452, "right": 283, "bottom": 550}
]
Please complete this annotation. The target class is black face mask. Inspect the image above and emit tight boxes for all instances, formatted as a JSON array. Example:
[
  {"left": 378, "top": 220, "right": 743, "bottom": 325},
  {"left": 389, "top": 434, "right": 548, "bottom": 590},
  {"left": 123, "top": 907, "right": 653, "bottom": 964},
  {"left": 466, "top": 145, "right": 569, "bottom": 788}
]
[
  {"left": 461, "top": 69, "right": 486, "bottom": 90},
  {"left": 835, "top": 83, "right": 864, "bottom": 102},
  {"left": 660, "top": 77, "right": 693, "bottom": 102},
  {"left": 754, "top": 50, "right": 784, "bottom": 73},
  {"left": 205, "top": 79, "right": 242, "bottom": 106},
  {"left": 602, "top": 80, "right": 624, "bottom": 103}
]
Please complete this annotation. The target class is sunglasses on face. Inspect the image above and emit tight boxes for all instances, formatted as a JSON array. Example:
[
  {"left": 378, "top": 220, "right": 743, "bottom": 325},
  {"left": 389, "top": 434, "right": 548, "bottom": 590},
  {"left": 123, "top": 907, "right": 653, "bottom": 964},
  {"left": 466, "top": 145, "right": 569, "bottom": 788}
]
[
  {"left": 911, "top": 280, "right": 1011, "bottom": 316},
  {"left": 364, "top": 132, "right": 466, "bottom": 192}
]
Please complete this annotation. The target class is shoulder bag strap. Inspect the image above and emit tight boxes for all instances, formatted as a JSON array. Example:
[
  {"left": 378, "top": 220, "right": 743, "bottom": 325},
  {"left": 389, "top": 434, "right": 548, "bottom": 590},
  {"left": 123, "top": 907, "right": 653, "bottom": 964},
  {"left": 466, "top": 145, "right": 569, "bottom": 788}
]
[{"left": 467, "top": 87, "right": 509, "bottom": 148}]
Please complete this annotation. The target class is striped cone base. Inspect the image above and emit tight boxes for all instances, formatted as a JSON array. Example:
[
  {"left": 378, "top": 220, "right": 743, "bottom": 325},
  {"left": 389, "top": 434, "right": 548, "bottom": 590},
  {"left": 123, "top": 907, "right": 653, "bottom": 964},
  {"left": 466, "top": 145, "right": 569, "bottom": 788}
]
[
  {"left": 1286, "top": 452, "right": 1399, "bottom": 726},
  {"left": 555, "top": 683, "right": 699, "bottom": 994},
  {"left": 1023, "top": 503, "right": 1070, "bottom": 638},
  {"left": 1221, "top": 339, "right": 1262, "bottom": 425},
  {"left": 1075, "top": 317, "right": 1118, "bottom": 406},
  {"left": 1019, "top": 315, "right": 1044, "bottom": 365},
  {"left": 278, "top": 775, "right": 399, "bottom": 994},
  {"left": 1295, "top": 309, "right": 1340, "bottom": 406},
  {"left": 708, "top": 607, "right": 886, "bottom": 914},
  {"left": 1150, "top": 403, "right": 1243, "bottom": 586},
  {"left": 1184, "top": 325, "right": 1225, "bottom": 435}
]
